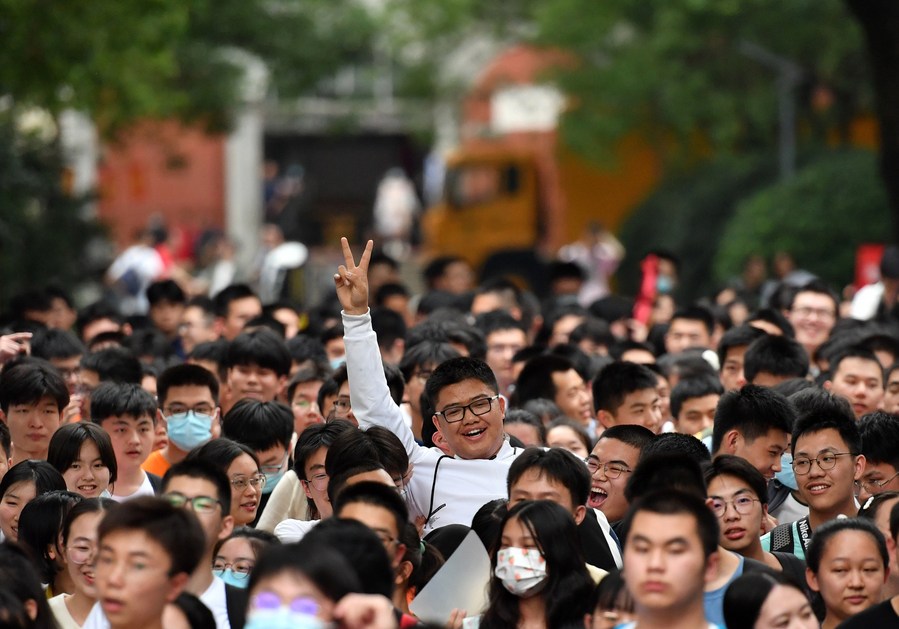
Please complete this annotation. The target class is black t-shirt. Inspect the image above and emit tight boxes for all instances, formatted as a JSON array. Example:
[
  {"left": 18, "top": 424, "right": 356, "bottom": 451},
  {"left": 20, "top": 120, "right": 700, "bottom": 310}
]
[
  {"left": 578, "top": 508, "right": 618, "bottom": 572},
  {"left": 838, "top": 599, "right": 899, "bottom": 627}
]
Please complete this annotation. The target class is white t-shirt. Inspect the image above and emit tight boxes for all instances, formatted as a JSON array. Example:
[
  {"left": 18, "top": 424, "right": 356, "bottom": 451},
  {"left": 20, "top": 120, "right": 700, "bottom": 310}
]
[
  {"left": 82, "top": 575, "right": 230, "bottom": 629},
  {"left": 273, "top": 518, "right": 320, "bottom": 543},
  {"left": 48, "top": 594, "right": 82, "bottom": 629},
  {"left": 109, "top": 472, "right": 155, "bottom": 502}
]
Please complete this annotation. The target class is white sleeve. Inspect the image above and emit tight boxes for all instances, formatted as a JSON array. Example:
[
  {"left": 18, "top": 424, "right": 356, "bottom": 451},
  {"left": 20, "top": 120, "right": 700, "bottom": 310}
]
[{"left": 342, "top": 310, "right": 424, "bottom": 463}]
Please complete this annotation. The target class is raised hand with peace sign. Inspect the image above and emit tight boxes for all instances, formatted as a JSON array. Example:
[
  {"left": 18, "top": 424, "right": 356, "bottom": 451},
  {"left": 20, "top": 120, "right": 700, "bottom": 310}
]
[{"left": 334, "top": 237, "right": 374, "bottom": 316}]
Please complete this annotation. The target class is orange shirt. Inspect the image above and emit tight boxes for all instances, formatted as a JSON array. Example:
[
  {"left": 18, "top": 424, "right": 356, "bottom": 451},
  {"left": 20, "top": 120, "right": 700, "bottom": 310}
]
[{"left": 142, "top": 449, "right": 171, "bottom": 477}]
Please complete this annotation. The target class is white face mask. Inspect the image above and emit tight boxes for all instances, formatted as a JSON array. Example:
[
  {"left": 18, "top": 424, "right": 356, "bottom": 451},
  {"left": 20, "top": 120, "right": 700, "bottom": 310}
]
[{"left": 494, "top": 547, "right": 548, "bottom": 597}]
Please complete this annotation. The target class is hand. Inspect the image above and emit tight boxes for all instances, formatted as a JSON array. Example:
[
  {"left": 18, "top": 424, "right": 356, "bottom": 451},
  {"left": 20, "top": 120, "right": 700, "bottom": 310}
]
[
  {"left": 447, "top": 608, "right": 467, "bottom": 629},
  {"left": 333, "top": 593, "right": 398, "bottom": 629},
  {"left": 62, "top": 396, "right": 82, "bottom": 424},
  {"left": 334, "top": 237, "right": 373, "bottom": 316},
  {"left": 0, "top": 332, "right": 32, "bottom": 364}
]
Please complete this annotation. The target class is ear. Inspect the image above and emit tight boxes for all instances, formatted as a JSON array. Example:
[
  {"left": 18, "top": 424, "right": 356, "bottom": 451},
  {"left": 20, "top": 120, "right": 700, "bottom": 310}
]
[
  {"left": 46, "top": 543, "right": 57, "bottom": 561},
  {"left": 823, "top": 380, "right": 833, "bottom": 391},
  {"left": 166, "top": 571, "right": 190, "bottom": 602},
  {"left": 213, "top": 317, "right": 226, "bottom": 338},
  {"left": 278, "top": 375, "right": 288, "bottom": 399},
  {"left": 703, "top": 550, "right": 720, "bottom": 587},
  {"left": 394, "top": 559, "right": 414, "bottom": 585},
  {"left": 573, "top": 505, "right": 587, "bottom": 525},
  {"left": 497, "top": 394, "right": 506, "bottom": 417},
  {"left": 23, "top": 599, "right": 38, "bottom": 621},
  {"left": 583, "top": 613, "right": 593, "bottom": 629},
  {"left": 392, "top": 543, "right": 407, "bottom": 570},
  {"left": 218, "top": 514, "right": 235, "bottom": 541},
  {"left": 0, "top": 409, "right": 6, "bottom": 423},
  {"left": 211, "top": 409, "right": 222, "bottom": 438},
  {"left": 854, "top": 454, "right": 867, "bottom": 481},
  {"left": 806, "top": 567, "right": 819, "bottom": 592},
  {"left": 156, "top": 408, "right": 166, "bottom": 425},
  {"left": 302, "top": 479, "right": 314, "bottom": 502},
  {"left": 597, "top": 409, "right": 614, "bottom": 430},
  {"left": 723, "top": 430, "right": 741, "bottom": 454}
]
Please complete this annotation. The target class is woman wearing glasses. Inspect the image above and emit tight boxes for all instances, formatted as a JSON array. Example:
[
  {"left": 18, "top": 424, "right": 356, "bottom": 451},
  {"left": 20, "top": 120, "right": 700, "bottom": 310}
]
[
  {"left": 188, "top": 438, "right": 265, "bottom": 526},
  {"left": 212, "top": 527, "right": 281, "bottom": 590},
  {"left": 705, "top": 456, "right": 808, "bottom": 585},
  {"left": 49, "top": 498, "right": 118, "bottom": 628}
]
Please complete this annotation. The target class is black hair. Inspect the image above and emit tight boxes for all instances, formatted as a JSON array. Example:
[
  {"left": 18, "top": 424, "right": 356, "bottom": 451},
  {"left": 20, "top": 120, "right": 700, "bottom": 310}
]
[
  {"left": 80, "top": 346, "right": 143, "bottom": 384},
  {"left": 545, "top": 419, "right": 592, "bottom": 454},
  {"left": 772, "top": 377, "right": 817, "bottom": 398},
  {"left": 599, "top": 424, "right": 656, "bottom": 451},
  {"left": 75, "top": 301, "right": 123, "bottom": 340},
  {"left": 743, "top": 334, "right": 809, "bottom": 383},
  {"left": 712, "top": 385, "right": 793, "bottom": 454},
  {"left": 60, "top": 497, "right": 118, "bottom": 547},
  {"left": 0, "top": 422, "right": 9, "bottom": 460},
  {"left": 286, "top": 363, "right": 331, "bottom": 401},
  {"left": 858, "top": 411, "right": 899, "bottom": 469},
  {"left": 90, "top": 381, "right": 157, "bottom": 424},
  {"left": 212, "top": 526, "right": 281, "bottom": 562},
  {"left": 157, "top": 363, "right": 220, "bottom": 406},
  {"left": 171, "top": 592, "right": 216, "bottom": 629},
  {"left": 334, "top": 480, "right": 409, "bottom": 538},
  {"left": 704, "top": 455, "right": 769, "bottom": 505},
  {"left": 0, "top": 460, "right": 67, "bottom": 505},
  {"left": 9, "top": 290, "right": 52, "bottom": 321},
  {"left": 301, "top": 518, "right": 393, "bottom": 597},
  {"left": 569, "top": 317, "right": 614, "bottom": 350},
  {"left": 589, "top": 569, "right": 635, "bottom": 619},
  {"left": 592, "top": 361, "right": 659, "bottom": 414},
  {"left": 293, "top": 420, "right": 354, "bottom": 478},
  {"left": 98, "top": 496, "right": 206, "bottom": 576},
  {"left": 503, "top": 409, "right": 546, "bottom": 444},
  {"left": 747, "top": 307, "right": 795, "bottom": 338},
  {"left": 48, "top": 421, "right": 119, "bottom": 485},
  {"left": 146, "top": 279, "right": 186, "bottom": 306},
  {"left": 244, "top": 313, "right": 286, "bottom": 338},
  {"left": 828, "top": 346, "right": 884, "bottom": 384},
  {"left": 806, "top": 517, "right": 888, "bottom": 574},
  {"left": 0, "top": 542, "right": 57, "bottom": 629},
  {"left": 642, "top": 433, "right": 711, "bottom": 463},
  {"left": 670, "top": 375, "right": 723, "bottom": 418},
  {"left": 224, "top": 329, "right": 291, "bottom": 376},
  {"left": 188, "top": 340, "right": 230, "bottom": 380},
  {"left": 285, "top": 334, "right": 329, "bottom": 368},
  {"left": 406, "top": 319, "right": 486, "bottom": 360},
  {"left": 716, "top": 324, "right": 766, "bottom": 370},
  {"left": 621, "top": 489, "right": 719, "bottom": 558},
  {"left": 669, "top": 305, "right": 715, "bottom": 336},
  {"left": 513, "top": 354, "right": 577, "bottom": 407},
  {"left": 185, "top": 295, "right": 216, "bottom": 318},
  {"left": 326, "top": 462, "right": 388, "bottom": 505},
  {"left": 18, "top": 490, "right": 83, "bottom": 583},
  {"left": 424, "top": 356, "right": 499, "bottom": 414},
  {"left": 126, "top": 328, "right": 175, "bottom": 361},
  {"left": 324, "top": 424, "right": 410, "bottom": 483},
  {"left": 859, "top": 491, "right": 899, "bottom": 523},
  {"left": 723, "top": 569, "right": 811, "bottom": 629},
  {"left": 162, "top": 457, "right": 234, "bottom": 516},
  {"left": 480, "top": 500, "right": 593, "bottom": 629},
  {"left": 520, "top": 398, "right": 563, "bottom": 424},
  {"left": 370, "top": 307, "right": 407, "bottom": 352},
  {"left": 31, "top": 328, "right": 85, "bottom": 360},
  {"left": 791, "top": 390, "right": 861, "bottom": 456},
  {"left": 222, "top": 399, "right": 293, "bottom": 452},
  {"left": 471, "top": 499, "right": 508, "bottom": 556},
  {"left": 788, "top": 279, "right": 839, "bottom": 316},
  {"left": 625, "top": 453, "right": 706, "bottom": 502},
  {"left": 475, "top": 310, "right": 527, "bottom": 339},
  {"left": 373, "top": 282, "right": 410, "bottom": 307},
  {"left": 506, "top": 447, "right": 591, "bottom": 506},
  {"left": 656, "top": 350, "right": 718, "bottom": 382},
  {"left": 423, "top": 256, "right": 466, "bottom": 287},
  {"left": 185, "top": 438, "right": 260, "bottom": 494},
  {"left": 86, "top": 330, "right": 126, "bottom": 352},
  {"left": 404, "top": 344, "right": 463, "bottom": 392},
  {"left": 0, "top": 359, "right": 69, "bottom": 413},
  {"left": 212, "top": 284, "right": 259, "bottom": 318}
]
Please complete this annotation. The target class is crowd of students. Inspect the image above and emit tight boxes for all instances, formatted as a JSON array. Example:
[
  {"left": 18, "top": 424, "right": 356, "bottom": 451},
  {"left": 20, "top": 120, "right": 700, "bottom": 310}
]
[{"left": 3, "top": 237, "right": 899, "bottom": 628}]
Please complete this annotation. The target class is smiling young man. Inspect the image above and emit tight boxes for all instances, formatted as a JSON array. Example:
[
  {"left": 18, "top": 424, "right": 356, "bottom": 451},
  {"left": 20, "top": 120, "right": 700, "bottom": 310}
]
[
  {"left": 223, "top": 329, "right": 291, "bottom": 413},
  {"left": 762, "top": 392, "right": 865, "bottom": 560},
  {"left": 593, "top": 361, "right": 664, "bottom": 436},
  {"left": 585, "top": 424, "right": 654, "bottom": 528},
  {"left": 824, "top": 348, "right": 884, "bottom": 420},
  {"left": 514, "top": 354, "right": 593, "bottom": 427},
  {"left": 335, "top": 238, "right": 524, "bottom": 533}
]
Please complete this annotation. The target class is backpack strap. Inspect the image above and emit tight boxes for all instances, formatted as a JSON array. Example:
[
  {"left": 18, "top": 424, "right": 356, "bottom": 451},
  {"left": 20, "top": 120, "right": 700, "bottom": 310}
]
[{"left": 768, "top": 521, "right": 796, "bottom": 554}]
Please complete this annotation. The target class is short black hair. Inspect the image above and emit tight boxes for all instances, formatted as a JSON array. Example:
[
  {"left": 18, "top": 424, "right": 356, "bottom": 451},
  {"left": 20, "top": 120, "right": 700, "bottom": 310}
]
[
  {"left": 747, "top": 308, "right": 795, "bottom": 337},
  {"left": 704, "top": 454, "right": 768, "bottom": 505},
  {"left": 293, "top": 420, "right": 355, "bottom": 479},
  {"left": 31, "top": 329, "right": 85, "bottom": 361},
  {"left": 424, "top": 356, "right": 498, "bottom": 414},
  {"left": 374, "top": 282, "right": 410, "bottom": 306},
  {"left": 625, "top": 453, "right": 706, "bottom": 502},
  {"left": 0, "top": 359, "right": 69, "bottom": 413},
  {"left": 324, "top": 426, "right": 409, "bottom": 481},
  {"left": 162, "top": 458, "right": 233, "bottom": 514},
  {"left": 598, "top": 424, "right": 655, "bottom": 451},
  {"left": 806, "top": 517, "right": 887, "bottom": 574},
  {"left": 286, "top": 364, "right": 331, "bottom": 401},
  {"left": 788, "top": 279, "right": 839, "bottom": 316},
  {"left": 48, "top": 422, "right": 118, "bottom": 484},
  {"left": 712, "top": 385, "right": 792, "bottom": 454},
  {"left": 475, "top": 310, "right": 527, "bottom": 339},
  {"left": 188, "top": 339, "right": 230, "bottom": 381},
  {"left": 98, "top": 496, "right": 206, "bottom": 577},
  {"left": 859, "top": 411, "right": 899, "bottom": 470},
  {"left": 670, "top": 375, "right": 723, "bottom": 418},
  {"left": 0, "top": 421, "right": 10, "bottom": 460},
  {"left": 398, "top": 340, "right": 461, "bottom": 383},
  {"left": 370, "top": 307, "right": 407, "bottom": 352},
  {"left": 212, "top": 284, "right": 259, "bottom": 318},
  {"left": 146, "top": 279, "right": 186, "bottom": 306},
  {"left": 326, "top": 462, "right": 388, "bottom": 505},
  {"left": 157, "top": 363, "right": 220, "bottom": 407},
  {"left": 186, "top": 438, "right": 260, "bottom": 489},
  {"left": 621, "top": 490, "right": 719, "bottom": 559},
  {"left": 791, "top": 390, "right": 861, "bottom": 456},
  {"left": 503, "top": 410, "right": 546, "bottom": 444},
  {"left": 285, "top": 334, "right": 328, "bottom": 367},
  {"left": 743, "top": 335, "right": 809, "bottom": 383},
  {"left": 506, "top": 447, "right": 591, "bottom": 507},
  {"left": 334, "top": 480, "right": 409, "bottom": 539},
  {"left": 0, "top": 538, "right": 57, "bottom": 629},
  {"left": 80, "top": 347, "right": 142, "bottom": 384},
  {"left": 514, "top": 354, "right": 577, "bottom": 407},
  {"left": 0, "top": 460, "right": 67, "bottom": 504},
  {"left": 90, "top": 382, "right": 157, "bottom": 425},
  {"left": 859, "top": 491, "right": 899, "bottom": 524},
  {"left": 423, "top": 256, "right": 466, "bottom": 287},
  {"left": 828, "top": 346, "right": 884, "bottom": 384},
  {"left": 716, "top": 324, "right": 766, "bottom": 369},
  {"left": 222, "top": 399, "right": 293, "bottom": 452},
  {"left": 668, "top": 305, "right": 715, "bottom": 336},
  {"left": 224, "top": 329, "right": 291, "bottom": 377},
  {"left": 592, "top": 361, "right": 658, "bottom": 414},
  {"left": 76, "top": 301, "right": 124, "bottom": 340},
  {"left": 641, "top": 433, "right": 711, "bottom": 464}
]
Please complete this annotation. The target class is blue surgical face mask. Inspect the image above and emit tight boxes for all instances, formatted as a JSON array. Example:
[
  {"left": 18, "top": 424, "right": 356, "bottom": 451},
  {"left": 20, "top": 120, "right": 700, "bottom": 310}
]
[
  {"left": 262, "top": 468, "right": 286, "bottom": 494},
  {"left": 775, "top": 451, "right": 798, "bottom": 490},
  {"left": 329, "top": 357, "right": 345, "bottom": 371},
  {"left": 245, "top": 593, "right": 327, "bottom": 629},
  {"left": 166, "top": 411, "right": 214, "bottom": 451},
  {"left": 656, "top": 275, "right": 674, "bottom": 294},
  {"left": 214, "top": 568, "right": 249, "bottom": 589}
]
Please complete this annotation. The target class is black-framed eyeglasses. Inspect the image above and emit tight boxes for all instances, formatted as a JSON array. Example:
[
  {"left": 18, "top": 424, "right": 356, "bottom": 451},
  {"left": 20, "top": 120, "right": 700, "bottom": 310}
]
[
  {"left": 164, "top": 492, "right": 222, "bottom": 514},
  {"left": 164, "top": 405, "right": 216, "bottom": 416},
  {"left": 859, "top": 472, "right": 899, "bottom": 493},
  {"left": 231, "top": 475, "right": 266, "bottom": 491},
  {"left": 584, "top": 457, "right": 631, "bottom": 479},
  {"left": 709, "top": 495, "right": 760, "bottom": 518},
  {"left": 434, "top": 395, "right": 500, "bottom": 423},
  {"left": 212, "top": 559, "right": 253, "bottom": 576},
  {"left": 792, "top": 452, "right": 856, "bottom": 475}
]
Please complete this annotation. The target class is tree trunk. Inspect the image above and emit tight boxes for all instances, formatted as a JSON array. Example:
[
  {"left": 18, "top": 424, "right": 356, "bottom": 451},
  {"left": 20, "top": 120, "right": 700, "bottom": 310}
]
[{"left": 845, "top": 0, "right": 899, "bottom": 244}]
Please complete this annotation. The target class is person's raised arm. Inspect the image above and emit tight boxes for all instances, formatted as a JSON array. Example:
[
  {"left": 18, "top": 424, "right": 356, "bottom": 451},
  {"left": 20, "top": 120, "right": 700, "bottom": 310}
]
[{"left": 335, "top": 238, "right": 422, "bottom": 459}]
